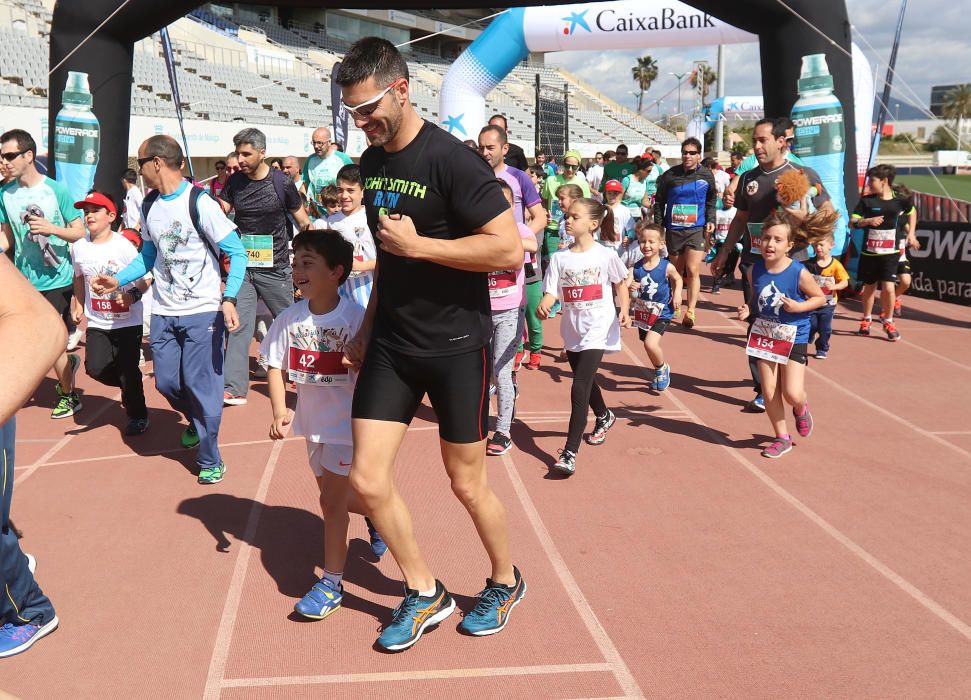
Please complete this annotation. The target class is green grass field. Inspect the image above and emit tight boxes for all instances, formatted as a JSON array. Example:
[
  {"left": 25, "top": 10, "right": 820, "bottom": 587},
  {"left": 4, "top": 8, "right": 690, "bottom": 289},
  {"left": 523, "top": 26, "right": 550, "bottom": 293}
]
[{"left": 897, "top": 174, "right": 971, "bottom": 202}]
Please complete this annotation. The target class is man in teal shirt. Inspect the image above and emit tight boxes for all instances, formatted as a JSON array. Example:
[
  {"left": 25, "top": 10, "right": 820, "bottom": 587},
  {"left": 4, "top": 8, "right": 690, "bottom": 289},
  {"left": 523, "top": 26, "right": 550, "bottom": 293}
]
[
  {"left": 0, "top": 129, "right": 85, "bottom": 419},
  {"left": 302, "top": 127, "right": 352, "bottom": 210}
]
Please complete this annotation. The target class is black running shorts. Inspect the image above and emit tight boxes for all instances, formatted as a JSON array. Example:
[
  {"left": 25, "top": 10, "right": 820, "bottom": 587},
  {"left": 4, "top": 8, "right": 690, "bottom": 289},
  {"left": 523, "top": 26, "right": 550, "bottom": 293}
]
[
  {"left": 352, "top": 341, "right": 491, "bottom": 444},
  {"left": 665, "top": 226, "right": 706, "bottom": 256},
  {"left": 638, "top": 318, "right": 671, "bottom": 341},
  {"left": 41, "top": 284, "right": 74, "bottom": 330},
  {"left": 857, "top": 254, "right": 898, "bottom": 285},
  {"left": 897, "top": 258, "right": 912, "bottom": 277}
]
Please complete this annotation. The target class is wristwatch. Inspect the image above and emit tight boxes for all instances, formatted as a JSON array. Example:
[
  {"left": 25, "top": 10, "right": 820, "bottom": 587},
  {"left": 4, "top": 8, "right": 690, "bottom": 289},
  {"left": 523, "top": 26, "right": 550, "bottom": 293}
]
[
  {"left": 221, "top": 295, "right": 237, "bottom": 306},
  {"left": 127, "top": 287, "right": 142, "bottom": 304}
]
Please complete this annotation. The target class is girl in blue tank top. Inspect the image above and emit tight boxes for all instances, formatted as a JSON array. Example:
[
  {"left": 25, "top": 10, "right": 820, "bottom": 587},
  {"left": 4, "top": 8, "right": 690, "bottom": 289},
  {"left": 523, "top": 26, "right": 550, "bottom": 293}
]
[
  {"left": 738, "top": 209, "right": 831, "bottom": 459},
  {"left": 628, "top": 222, "right": 683, "bottom": 391}
]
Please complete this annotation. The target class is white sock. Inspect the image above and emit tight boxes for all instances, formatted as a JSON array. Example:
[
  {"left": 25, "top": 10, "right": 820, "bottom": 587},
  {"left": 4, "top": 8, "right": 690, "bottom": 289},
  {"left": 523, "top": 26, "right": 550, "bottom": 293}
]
[{"left": 418, "top": 585, "right": 436, "bottom": 597}]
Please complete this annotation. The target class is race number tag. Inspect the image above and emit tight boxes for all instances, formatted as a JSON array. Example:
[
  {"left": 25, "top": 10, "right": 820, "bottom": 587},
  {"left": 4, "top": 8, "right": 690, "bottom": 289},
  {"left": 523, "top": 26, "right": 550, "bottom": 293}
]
[
  {"left": 865, "top": 229, "right": 896, "bottom": 254},
  {"left": 746, "top": 318, "right": 798, "bottom": 365},
  {"left": 670, "top": 203, "right": 699, "bottom": 228},
  {"left": 562, "top": 283, "right": 603, "bottom": 309},
  {"left": 242, "top": 234, "right": 274, "bottom": 268},
  {"left": 287, "top": 346, "right": 348, "bottom": 385},
  {"left": 488, "top": 270, "right": 518, "bottom": 298},
  {"left": 747, "top": 222, "right": 764, "bottom": 255},
  {"left": 633, "top": 298, "right": 665, "bottom": 331},
  {"left": 90, "top": 295, "right": 131, "bottom": 320},
  {"left": 813, "top": 275, "right": 836, "bottom": 305}
]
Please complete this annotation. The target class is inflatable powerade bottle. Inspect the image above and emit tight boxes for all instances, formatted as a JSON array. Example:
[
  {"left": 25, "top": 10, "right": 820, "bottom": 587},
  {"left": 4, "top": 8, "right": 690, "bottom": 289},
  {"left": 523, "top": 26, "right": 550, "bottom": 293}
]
[
  {"left": 54, "top": 71, "right": 100, "bottom": 201},
  {"left": 790, "top": 54, "right": 849, "bottom": 254}
]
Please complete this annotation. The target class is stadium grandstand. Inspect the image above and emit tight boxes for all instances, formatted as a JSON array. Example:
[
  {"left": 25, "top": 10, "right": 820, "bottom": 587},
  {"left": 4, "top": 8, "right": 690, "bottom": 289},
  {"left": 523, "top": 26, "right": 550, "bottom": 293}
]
[{"left": 0, "top": 0, "right": 678, "bottom": 163}]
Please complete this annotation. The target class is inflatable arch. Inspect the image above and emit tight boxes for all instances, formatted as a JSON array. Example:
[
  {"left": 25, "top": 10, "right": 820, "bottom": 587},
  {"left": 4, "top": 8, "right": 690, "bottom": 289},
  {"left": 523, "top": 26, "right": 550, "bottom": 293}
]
[{"left": 49, "top": 0, "right": 864, "bottom": 251}]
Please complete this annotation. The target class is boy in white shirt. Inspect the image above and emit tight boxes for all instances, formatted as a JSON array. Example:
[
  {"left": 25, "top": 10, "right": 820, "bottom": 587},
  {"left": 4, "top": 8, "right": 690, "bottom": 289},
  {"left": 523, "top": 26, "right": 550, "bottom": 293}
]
[
  {"left": 70, "top": 191, "right": 153, "bottom": 435},
  {"left": 314, "top": 165, "right": 375, "bottom": 309},
  {"left": 261, "top": 229, "right": 385, "bottom": 621}
]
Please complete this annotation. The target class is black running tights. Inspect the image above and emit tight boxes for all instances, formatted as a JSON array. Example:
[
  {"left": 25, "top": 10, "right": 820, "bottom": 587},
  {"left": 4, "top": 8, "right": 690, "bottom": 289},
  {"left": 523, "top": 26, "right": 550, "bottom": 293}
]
[{"left": 565, "top": 349, "right": 607, "bottom": 453}]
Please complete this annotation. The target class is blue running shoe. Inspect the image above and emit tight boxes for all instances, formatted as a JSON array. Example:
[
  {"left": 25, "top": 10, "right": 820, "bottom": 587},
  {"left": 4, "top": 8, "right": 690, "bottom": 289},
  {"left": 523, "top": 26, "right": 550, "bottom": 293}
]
[
  {"left": 652, "top": 363, "right": 671, "bottom": 391},
  {"left": 459, "top": 566, "right": 526, "bottom": 636},
  {"left": 745, "top": 395, "right": 766, "bottom": 413},
  {"left": 0, "top": 617, "right": 59, "bottom": 658},
  {"left": 365, "top": 517, "right": 388, "bottom": 558},
  {"left": 294, "top": 577, "right": 343, "bottom": 620},
  {"left": 377, "top": 580, "right": 455, "bottom": 652}
]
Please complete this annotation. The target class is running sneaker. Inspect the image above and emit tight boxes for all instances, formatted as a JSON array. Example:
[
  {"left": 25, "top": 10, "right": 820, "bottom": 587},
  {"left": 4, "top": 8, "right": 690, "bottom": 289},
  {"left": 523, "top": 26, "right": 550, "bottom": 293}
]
[
  {"left": 458, "top": 566, "right": 527, "bottom": 636},
  {"left": 125, "top": 417, "right": 150, "bottom": 436},
  {"left": 652, "top": 363, "right": 671, "bottom": 391},
  {"left": 815, "top": 350, "right": 828, "bottom": 360},
  {"left": 711, "top": 282, "right": 721, "bottom": 295},
  {"left": 794, "top": 403, "right": 814, "bottom": 438},
  {"left": 66, "top": 327, "right": 83, "bottom": 351},
  {"left": 551, "top": 449, "right": 576, "bottom": 476},
  {"left": 51, "top": 389, "right": 81, "bottom": 420},
  {"left": 745, "top": 395, "right": 766, "bottom": 413},
  {"left": 526, "top": 353, "right": 541, "bottom": 371},
  {"left": 223, "top": 392, "right": 247, "bottom": 406},
  {"left": 293, "top": 577, "right": 343, "bottom": 620},
  {"left": 181, "top": 424, "right": 200, "bottom": 448},
  {"left": 857, "top": 318, "right": 872, "bottom": 336},
  {"left": 883, "top": 319, "right": 901, "bottom": 342},
  {"left": 365, "top": 517, "right": 387, "bottom": 558},
  {"left": 761, "top": 437, "right": 793, "bottom": 459},
  {"left": 513, "top": 349, "right": 525, "bottom": 373},
  {"left": 0, "top": 617, "right": 59, "bottom": 658},
  {"left": 198, "top": 461, "right": 226, "bottom": 485},
  {"left": 682, "top": 309, "right": 696, "bottom": 329},
  {"left": 377, "top": 580, "right": 455, "bottom": 652},
  {"left": 486, "top": 432, "right": 512, "bottom": 456},
  {"left": 584, "top": 409, "right": 616, "bottom": 445},
  {"left": 253, "top": 354, "right": 269, "bottom": 379}
]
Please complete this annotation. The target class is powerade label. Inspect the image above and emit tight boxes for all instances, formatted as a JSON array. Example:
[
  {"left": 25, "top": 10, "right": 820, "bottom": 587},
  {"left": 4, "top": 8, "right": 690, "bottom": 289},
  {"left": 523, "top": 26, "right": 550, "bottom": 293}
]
[
  {"left": 54, "top": 117, "right": 100, "bottom": 165},
  {"left": 791, "top": 110, "right": 844, "bottom": 157}
]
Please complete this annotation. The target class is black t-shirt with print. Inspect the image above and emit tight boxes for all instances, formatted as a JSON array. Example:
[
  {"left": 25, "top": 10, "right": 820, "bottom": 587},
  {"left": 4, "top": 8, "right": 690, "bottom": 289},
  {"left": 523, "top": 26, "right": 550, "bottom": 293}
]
[
  {"left": 852, "top": 194, "right": 913, "bottom": 256},
  {"left": 360, "top": 121, "right": 511, "bottom": 356},
  {"left": 220, "top": 170, "right": 301, "bottom": 272},
  {"left": 735, "top": 160, "right": 829, "bottom": 262}
]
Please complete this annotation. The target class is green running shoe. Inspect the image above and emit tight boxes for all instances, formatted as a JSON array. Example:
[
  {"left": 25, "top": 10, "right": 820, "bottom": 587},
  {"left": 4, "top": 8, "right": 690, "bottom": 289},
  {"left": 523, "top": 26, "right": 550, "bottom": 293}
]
[
  {"left": 181, "top": 424, "right": 200, "bottom": 448},
  {"left": 198, "top": 461, "right": 226, "bottom": 485}
]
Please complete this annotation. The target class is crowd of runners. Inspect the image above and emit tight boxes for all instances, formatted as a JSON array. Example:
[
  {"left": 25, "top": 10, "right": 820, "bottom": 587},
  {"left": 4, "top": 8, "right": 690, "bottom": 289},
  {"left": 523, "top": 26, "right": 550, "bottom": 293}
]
[{"left": 0, "top": 36, "right": 921, "bottom": 659}]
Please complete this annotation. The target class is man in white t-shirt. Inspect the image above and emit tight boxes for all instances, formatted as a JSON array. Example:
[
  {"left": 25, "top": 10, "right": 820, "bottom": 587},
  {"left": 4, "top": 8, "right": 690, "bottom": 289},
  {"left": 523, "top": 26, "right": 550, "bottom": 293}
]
[
  {"left": 586, "top": 152, "right": 605, "bottom": 196},
  {"left": 120, "top": 168, "right": 143, "bottom": 231},
  {"left": 91, "top": 135, "right": 248, "bottom": 485}
]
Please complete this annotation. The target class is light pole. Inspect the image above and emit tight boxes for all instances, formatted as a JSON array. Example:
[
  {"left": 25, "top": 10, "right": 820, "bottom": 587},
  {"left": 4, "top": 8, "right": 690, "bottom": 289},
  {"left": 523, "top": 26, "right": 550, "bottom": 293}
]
[{"left": 671, "top": 72, "right": 687, "bottom": 115}]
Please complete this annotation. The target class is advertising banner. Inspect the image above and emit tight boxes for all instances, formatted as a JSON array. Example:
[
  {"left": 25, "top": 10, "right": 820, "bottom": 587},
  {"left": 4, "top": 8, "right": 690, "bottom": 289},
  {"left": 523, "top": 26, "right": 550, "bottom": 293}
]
[
  {"left": 907, "top": 221, "right": 971, "bottom": 306},
  {"left": 53, "top": 71, "right": 100, "bottom": 202}
]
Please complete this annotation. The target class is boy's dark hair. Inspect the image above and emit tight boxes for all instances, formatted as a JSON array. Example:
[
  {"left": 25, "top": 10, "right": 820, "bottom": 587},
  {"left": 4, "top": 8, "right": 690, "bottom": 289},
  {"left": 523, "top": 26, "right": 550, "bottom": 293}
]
[
  {"left": 496, "top": 178, "right": 513, "bottom": 196},
  {"left": 867, "top": 163, "right": 896, "bottom": 185},
  {"left": 681, "top": 136, "right": 703, "bottom": 153},
  {"left": 0, "top": 129, "right": 36, "bottom": 157},
  {"left": 535, "top": 147, "right": 546, "bottom": 157},
  {"left": 121, "top": 168, "right": 138, "bottom": 184},
  {"left": 335, "top": 37, "right": 409, "bottom": 87},
  {"left": 320, "top": 184, "right": 340, "bottom": 208},
  {"left": 527, "top": 164, "right": 546, "bottom": 180},
  {"left": 292, "top": 229, "right": 354, "bottom": 285},
  {"left": 335, "top": 163, "right": 362, "bottom": 188}
]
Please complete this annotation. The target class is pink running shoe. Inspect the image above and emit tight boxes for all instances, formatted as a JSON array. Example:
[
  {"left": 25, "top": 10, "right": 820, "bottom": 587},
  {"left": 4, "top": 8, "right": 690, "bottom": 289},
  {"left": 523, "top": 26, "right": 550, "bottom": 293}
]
[
  {"left": 761, "top": 437, "right": 793, "bottom": 459},
  {"left": 793, "top": 403, "right": 814, "bottom": 438}
]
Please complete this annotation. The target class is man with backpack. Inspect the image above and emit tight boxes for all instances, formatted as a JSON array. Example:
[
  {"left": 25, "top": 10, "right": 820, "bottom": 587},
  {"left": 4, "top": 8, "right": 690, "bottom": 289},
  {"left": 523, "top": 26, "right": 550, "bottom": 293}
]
[
  {"left": 217, "top": 128, "right": 311, "bottom": 405},
  {"left": 91, "top": 135, "right": 248, "bottom": 484}
]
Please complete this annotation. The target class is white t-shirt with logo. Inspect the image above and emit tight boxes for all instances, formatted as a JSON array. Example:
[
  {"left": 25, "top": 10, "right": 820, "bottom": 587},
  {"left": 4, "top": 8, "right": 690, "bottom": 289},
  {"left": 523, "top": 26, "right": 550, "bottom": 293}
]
[
  {"left": 260, "top": 297, "right": 364, "bottom": 446},
  {"left": 140, "top": 185, "right": 236, "bottom": 315},
  {"left": 72, "top": 232, "right": 147, "bottom": 331},
  {"left": 543, "top": 244, "right": 628, "bottom": 353},
  {"left": 324, "top": 208, "right": 376, "bottom": 278}
]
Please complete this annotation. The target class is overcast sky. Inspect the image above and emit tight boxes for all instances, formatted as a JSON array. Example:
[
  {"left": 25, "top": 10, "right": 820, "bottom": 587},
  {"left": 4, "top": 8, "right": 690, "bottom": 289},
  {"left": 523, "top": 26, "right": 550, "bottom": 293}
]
[{"left": 548, "top": 0, "right": 970, "bottom": 119}]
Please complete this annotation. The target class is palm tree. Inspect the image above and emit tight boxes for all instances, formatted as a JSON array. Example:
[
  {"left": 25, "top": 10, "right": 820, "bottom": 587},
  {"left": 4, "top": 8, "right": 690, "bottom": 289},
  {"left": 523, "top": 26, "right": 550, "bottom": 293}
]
[
  {"left": 631, "top": 55, "right": 658, "bottom": 113},
  {"left": 689, "top": 65, "right": 718, "bottom": 105},
  {"left": 943, "top": 84, "right": 971, "bottom": 150}
]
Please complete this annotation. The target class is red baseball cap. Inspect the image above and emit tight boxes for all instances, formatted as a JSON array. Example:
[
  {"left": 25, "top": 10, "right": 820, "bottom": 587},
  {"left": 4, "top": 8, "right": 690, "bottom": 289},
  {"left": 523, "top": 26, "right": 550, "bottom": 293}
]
[
  {"left": 74, "top": 191, "right": 117, "bottom": 216},
  {"left": 604, "top": 179, "right": 624, "bottom": 193}
]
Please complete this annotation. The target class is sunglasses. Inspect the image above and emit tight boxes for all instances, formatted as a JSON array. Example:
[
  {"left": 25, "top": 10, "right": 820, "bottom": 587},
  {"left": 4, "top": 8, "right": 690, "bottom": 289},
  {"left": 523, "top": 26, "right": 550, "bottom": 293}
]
[
  {"left": 682, "top": 150, "right": 700, "bottom": 156},
  {"left": 137, "top": 155, "right": 155, "bottom": 168},
  {"left": 342, "top": 80, "right": 402, "bottom": 119},
  {"left": 563, "top": 162, "right": 579, "bottom": 169},
  {"left": 1, "top": 150, "right": 25, "bottom": 162}
]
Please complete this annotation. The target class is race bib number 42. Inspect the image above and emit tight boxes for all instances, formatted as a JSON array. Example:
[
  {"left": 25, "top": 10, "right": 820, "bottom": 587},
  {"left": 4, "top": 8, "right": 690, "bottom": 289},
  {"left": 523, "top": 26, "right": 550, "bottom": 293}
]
[
  {"left": 865, "top": 228, "right": 896, "bottom": 254},
  {"left": 746, "top": 318, "right": 798, "bottom": 365},
  {"left": 287, "top": 347, "right": 349, "bottom": 385},
  {"left": 562, "top": 283, "right": 603, "bottom": 309},
  {"left": 242, "top": 234, "right": 274, "bottom": 268}
]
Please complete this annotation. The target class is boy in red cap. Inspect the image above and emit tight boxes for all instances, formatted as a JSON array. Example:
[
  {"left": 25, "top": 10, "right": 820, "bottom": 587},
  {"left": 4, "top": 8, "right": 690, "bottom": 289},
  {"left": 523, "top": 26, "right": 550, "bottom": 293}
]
[{"left": 70, "top": 191, "right": 153, "bottom": 435}]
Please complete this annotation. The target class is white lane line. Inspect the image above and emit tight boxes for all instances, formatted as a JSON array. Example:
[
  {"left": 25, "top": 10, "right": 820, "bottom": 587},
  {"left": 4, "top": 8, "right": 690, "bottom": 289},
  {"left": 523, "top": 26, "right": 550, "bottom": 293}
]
[
  {"left": 221, "top": 662, "right": 613, "bottom": 688},
  {"left": 930, "top": 431, "right": 971, "bottom": 436},
  {"left": 620, "top": 339, "right": 971, "bottom": 645},
  {"left": 898, "top": 337, "right": 971, "bottom": 372},
  {"left": 500, "top": 450, "right": 645, "bottom": 698},
  {"left": 202, "top": 439, "right": 285, "bottom": 700}
]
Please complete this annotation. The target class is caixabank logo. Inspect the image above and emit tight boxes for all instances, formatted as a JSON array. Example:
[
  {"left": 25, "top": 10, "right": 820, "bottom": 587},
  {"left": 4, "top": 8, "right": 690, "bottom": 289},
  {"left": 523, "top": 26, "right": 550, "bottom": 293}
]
[
  {"left": 561, "top": 9, "right": 591, "bottom": 35},
  {"left": 593, "top": 8, "right": 717, "bottom": 33}
]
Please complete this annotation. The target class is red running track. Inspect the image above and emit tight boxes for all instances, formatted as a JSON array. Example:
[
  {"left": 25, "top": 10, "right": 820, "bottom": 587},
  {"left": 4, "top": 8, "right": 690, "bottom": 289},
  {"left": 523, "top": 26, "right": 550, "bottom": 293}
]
[{"left": 3, "top": 284, "right": 971, "bottom": 698}]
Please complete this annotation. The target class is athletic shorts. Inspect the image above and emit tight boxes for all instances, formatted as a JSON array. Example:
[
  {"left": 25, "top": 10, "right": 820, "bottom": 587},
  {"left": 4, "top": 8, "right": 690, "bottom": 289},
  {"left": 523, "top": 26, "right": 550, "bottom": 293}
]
[
  {"left": 638, "top": 318, "right": 671, "bottom": 341},
  {"left": 788, "top": 343, "right": 809, "bottom": 365},
  {"left": 857, "top": 254, "right": 898, "bottom": 285},
  {"left": 41, "top": 284, "right": 73, "bottom": 330},
  {"left": 352, "top": 341, "right": 490, "bottom": 444},
  {"left": 897, "top": 258, "right": 912, "bottom": 277},
  {"left": 306, "top": 441, "right": 353, "bottom": 478},
  {"left": 666, "top": 226, "right": 705, "bottom": 256}
]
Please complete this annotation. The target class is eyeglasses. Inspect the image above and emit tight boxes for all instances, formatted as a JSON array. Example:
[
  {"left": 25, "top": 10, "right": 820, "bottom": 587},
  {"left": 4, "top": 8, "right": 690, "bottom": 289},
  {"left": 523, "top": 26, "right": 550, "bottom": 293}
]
[
  {"left": 682, "top": 150, "right": 700, "bottom": 156},
  {"left": 312, "top": 139, "right": 331, "bottom": 147},
  {"left": 0, "top": 150, "right": 25, "bottom": 162},
  {"left": 137, "top": 155, "right": 155, "bottom": 169},
  {"left": 342, "top": 80, "right": 402, "bottom": 119}
]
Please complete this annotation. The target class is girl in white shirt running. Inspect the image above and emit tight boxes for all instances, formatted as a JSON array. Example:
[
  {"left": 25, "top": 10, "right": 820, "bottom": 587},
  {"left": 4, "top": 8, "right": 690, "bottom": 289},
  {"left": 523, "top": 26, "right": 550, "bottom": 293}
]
[{"left": 538, "top": 198, "right": 631, "bottom": 476}]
